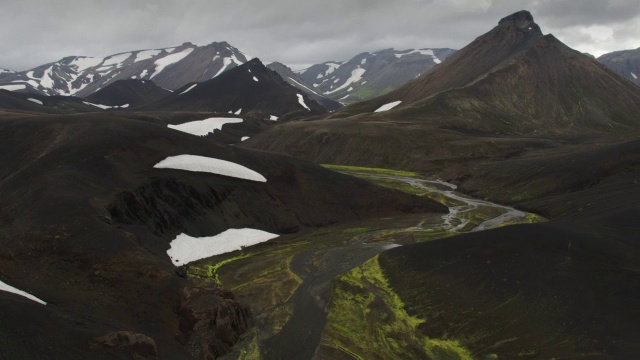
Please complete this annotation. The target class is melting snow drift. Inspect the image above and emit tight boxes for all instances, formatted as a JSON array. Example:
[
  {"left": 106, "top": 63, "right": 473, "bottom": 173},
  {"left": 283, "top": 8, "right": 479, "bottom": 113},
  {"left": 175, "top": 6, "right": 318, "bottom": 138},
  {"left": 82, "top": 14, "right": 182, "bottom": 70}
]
[
  {"left": 154, "top": 154, "right": 267, "bottom": 182},
  {"left": 168, "top": 117, "right": 242, "bottom": 136},
  {"left": 0, "top": 279, "right": 46, "bottom": 305},
  {"left": 167, "top": 228, "right": 280, "bottom": 266},
  {"left": 374, "top": 100, "right": 402, "bottom": 112},
  {"left": 297, "top": 94, "right": 310, "bottom": 111},
  {"left": 27, "top": 98, "right": 43, "bottom": 105}
]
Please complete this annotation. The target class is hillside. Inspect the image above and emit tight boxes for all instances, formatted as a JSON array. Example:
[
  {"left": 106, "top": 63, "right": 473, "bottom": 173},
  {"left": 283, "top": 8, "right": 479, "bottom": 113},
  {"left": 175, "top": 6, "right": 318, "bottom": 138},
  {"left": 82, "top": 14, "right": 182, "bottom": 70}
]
[
  {"left": 145, "top": 59, "right": 327, "bottom": 119},
  {"left": 598, "top": 47, "right": 640, "bottom": 86}
]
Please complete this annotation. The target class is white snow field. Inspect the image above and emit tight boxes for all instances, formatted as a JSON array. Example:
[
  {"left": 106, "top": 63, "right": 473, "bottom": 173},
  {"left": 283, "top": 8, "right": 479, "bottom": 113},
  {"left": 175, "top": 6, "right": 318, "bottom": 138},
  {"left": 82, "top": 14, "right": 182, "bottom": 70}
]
[
  {"left": 241, "top": 136, "right": 250, "bottom": 141},
  {"left": 134, "top": 49, "right": 161, "bottom": 62},
  {"left": 325, "top": 67, "right": 366, "bottom": 94},
  {"left": 269, "top": 115, "right": 279, "bottom": 121},
  {"left": 374, "top": 100, "right": 402, "bottom": 112},
  {"left": 150, "top": 48, "right": 194, "bottom": 78},
  {"left": 153, "top": 155, "right": 267, "bottom": 182},
  {"left": 167, "top": 117, "right": 243, "bottom": 136},
  {"left": 253, "top": 76, "right": 259, "bottom": 82},
  {"left": 632, "top": 72, "right": 638, "bottom": 80},
  {"left": 27, "top": 98, "right": 43, "bottom": 105},
  {"left": 167, "top": 228, "right": 280, "bottom": 266},
  {"left": 297, "top": 94, "right": 310, "bottom": 111},
  {"left": 0, "top": 279, "right": 46, "bottom": 305},
  {"left": 394, "top": 49, "right": 442, "bottom": 63},
  {"left": 0, "top": 84, "right": 26, "bottom": 91}
]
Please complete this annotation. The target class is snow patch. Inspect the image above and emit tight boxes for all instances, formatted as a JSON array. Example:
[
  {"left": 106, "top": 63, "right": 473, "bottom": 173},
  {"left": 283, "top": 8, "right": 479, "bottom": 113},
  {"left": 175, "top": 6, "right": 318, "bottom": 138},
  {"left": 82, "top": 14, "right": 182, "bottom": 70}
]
[
  {"left": 82, "top": 101, "right": 128, "bottom": 110},
  {"left": 69, "top": 57, "right": 102, "bottom": 72},
  {"left": 179, "top": 84, "right": 197, "bottom": 95},
  {"left": 213, "top": 58, "right": 233, "bottom": 78},
  {"left": 241, "top": 136, "right": 250, "bottom": 141},
  {"left": 325, "top": 67, "right": 366, "bottom": 94},
  {"left": 154, "top": 155, "right": 267, "bottom": 182},
  {"left": 234, "top": 108, "right": 242, "bottom": 115},
  {"left": 0, "top": 279, "right": 46, "bottom": 305},
  {"left": 269, "top": 115, "right": 278, "bottom": 121},
  {"left": 339, "top": 94, "right": 350, "bottom": 100},
  {"left": 395, "top": 49, "right": 441, "bottom": 63},
  {"left": 103, "top": 53, "right": 131, "bottom": 67},
  {"left": 324, "top": 62, "right": 341, "bottom": 76},
  {"left": 40, "top": 66, "right": 55, "bottom": 89},
  {"left": 361, "top": 58, "right": 367, "bottom": 65},
  {"left": 27, "top": 98, "right": 43, "bottom": 105},
  {"left": 297, "top": 94, "right": 310, "bottom": 111},
  {"left": 139, "top": 69, "right": 148, "bottom": 78},
  {"left": 287, "top": 77, "right": 320, "bottom": 95},
  {"left": 167, "top": 117, "right": 243, "bottom": 136},
  {"left": 134, "top": 49, "right": 161, "bottom": 62},
  {"left": 167, "top": 228, "right": 279, "bottom": 266},
  {"left": 374, "top": 100, "right": 402, "bottom": 112},
  {"left": 0, "top": 84, "right": 26, "bottom": 91},
  {"left": 150, "top": 48, "right": 194, "bottom": 79},
  {"left": 253, "top": 76, "right": 259, "bottom": 82},
  {"left": 632, "top": 72, "right": 638, "bottom": 80}
]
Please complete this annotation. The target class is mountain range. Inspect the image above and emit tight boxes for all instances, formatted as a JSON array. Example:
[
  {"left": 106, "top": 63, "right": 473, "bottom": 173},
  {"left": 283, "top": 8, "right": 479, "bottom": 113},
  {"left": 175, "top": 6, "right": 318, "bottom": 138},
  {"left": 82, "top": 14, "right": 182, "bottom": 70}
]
[
  {"left": 0, "top": 8, "right": 639, "bottom": 360},
  {"left": 0, "top": 41, "right": 250, "bottom": 97},
  {"left": 598, "top": 47, "right": 640, "bottom": 86}
]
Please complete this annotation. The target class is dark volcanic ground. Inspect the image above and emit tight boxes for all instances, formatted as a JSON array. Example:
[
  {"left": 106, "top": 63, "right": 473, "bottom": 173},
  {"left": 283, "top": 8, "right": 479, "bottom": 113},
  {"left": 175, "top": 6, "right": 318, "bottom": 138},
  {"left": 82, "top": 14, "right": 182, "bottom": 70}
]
[{"left": 0, "top": 111, "right": 445, "bottom": 359}]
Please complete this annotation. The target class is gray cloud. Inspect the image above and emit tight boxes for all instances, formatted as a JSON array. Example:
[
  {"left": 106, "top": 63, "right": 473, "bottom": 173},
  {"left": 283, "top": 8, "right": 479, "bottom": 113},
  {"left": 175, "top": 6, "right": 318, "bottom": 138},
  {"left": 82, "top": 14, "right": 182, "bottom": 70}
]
[{"left": 1, "top": 0, "right": 639, "bottom": 71}]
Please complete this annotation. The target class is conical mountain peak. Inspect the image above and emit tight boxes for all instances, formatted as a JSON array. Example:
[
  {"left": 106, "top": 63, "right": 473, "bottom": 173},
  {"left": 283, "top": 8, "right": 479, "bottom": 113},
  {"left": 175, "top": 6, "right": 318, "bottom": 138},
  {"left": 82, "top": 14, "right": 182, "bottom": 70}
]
[{"left": 498, "top": 10, "right": 542, "bottom": 35}]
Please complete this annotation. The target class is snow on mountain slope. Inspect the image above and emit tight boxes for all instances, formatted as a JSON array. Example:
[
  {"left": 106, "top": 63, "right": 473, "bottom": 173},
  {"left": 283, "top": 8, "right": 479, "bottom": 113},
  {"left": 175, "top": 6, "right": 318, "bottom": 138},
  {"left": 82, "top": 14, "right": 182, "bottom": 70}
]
[
  {"left": 598, "top": 47, "right": 640, "bottom": 86},
  {"left": 266, "top": 61, "right": 343, "bottom": 111},
  {"left": 296, "top": 48, "right": 456, "bottom": 103},
  {"left": 0, "top": 41, "right": 251, "bottom": 97}
]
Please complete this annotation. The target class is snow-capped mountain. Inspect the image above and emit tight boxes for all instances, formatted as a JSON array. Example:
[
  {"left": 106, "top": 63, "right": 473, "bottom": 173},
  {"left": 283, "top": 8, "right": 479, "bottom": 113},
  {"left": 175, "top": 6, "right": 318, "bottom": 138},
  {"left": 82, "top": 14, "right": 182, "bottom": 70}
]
[
  {"left": 598, "top": 47, "right": 640, "bottom": 86},
  {"left": 295, "top": 48, "right": 456, "bottom": 104},
  {"left": 266, "top": 62, "right": 342, "bottom": 111},
  {"left": 0, "top": 41, "right": 251, "bottom": 97}
]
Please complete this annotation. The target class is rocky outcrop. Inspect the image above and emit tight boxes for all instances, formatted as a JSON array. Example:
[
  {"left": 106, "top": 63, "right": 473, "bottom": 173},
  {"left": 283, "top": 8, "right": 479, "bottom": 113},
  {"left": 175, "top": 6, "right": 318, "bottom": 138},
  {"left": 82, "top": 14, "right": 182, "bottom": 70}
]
[
  {"left": 93, "top": 331, "right": 158, "bottom": 359},
  {"left": 177, "top": 286, "right": 252, "bottom": 359}
]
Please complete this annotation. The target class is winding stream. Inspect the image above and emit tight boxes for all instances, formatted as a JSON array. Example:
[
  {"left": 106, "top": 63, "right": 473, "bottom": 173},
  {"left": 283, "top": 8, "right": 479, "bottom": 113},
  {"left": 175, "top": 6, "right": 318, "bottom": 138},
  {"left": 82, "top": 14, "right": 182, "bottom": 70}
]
[{"left": 258, "top": 174, "right": 530, "bottom": 359}]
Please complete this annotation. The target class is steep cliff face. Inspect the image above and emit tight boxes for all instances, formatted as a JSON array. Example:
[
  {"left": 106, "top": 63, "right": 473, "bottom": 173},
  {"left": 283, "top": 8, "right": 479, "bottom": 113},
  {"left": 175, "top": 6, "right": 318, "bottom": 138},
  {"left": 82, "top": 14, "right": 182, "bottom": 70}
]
[{"left": 177, "top": 287, "right": 252, "bottom": 359}]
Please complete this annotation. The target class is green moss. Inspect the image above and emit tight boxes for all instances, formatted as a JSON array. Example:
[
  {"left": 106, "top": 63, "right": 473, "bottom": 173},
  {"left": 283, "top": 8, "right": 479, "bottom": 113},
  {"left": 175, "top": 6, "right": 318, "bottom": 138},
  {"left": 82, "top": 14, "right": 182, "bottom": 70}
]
[
  {"left": 321, "top": 164, "right": 419, "bottom": 177},
  {"left": 186, "top": 254, "right": 251, "bottom": 286},
  {"left": 322, "top": 255, "right": 473, "bottom": 359},
  {"left": 237, "top": 333, "right": 261, "bottom": 360},
  {"left": 344, "top": 227, "right": 373, "bottom": 234}
]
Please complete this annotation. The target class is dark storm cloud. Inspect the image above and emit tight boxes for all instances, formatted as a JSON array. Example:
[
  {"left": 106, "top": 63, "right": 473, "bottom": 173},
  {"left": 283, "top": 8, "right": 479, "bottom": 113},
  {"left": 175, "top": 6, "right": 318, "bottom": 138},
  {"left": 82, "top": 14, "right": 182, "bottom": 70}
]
[{"left": 1, "top": 0, "right": 639, "bottom": 71}]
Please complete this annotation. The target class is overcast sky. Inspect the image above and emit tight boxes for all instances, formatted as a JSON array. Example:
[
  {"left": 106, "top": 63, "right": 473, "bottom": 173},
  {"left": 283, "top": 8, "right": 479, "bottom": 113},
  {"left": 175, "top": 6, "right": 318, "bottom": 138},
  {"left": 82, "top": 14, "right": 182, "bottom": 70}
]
[{"left": 2, "top": 0, "right": 639, "bottom": 71}]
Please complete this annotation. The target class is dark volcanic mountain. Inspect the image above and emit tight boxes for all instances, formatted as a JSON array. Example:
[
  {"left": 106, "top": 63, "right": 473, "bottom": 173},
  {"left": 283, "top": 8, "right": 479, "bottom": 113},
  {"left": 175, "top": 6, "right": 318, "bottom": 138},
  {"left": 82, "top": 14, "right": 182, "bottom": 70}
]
[
  {"left": 245, "top": 10, "right": 640, "bottom": 170},
  {"left": 267, "top": 62, "right": 343, "bottom": 111},
  {"left": 146, "top": 58, "right": 327, "bottom": 119},
  {"left": 0, "top": 110, "right": 444, "bottom": 358},
  {"left": 336, "top": 10, "right": 640, "bottom": 134},
  {"left": 295, "top": 48, "right": 457, "bottom": 104},
  {"left": 0, "top": 89, "right": 104, "bottom": 114},
  {"left": 598, "top": 47, "right": 640, "bottom": 86},
  {"left": 85, "top": 79, "right": 173, "bottom": 108},
  {"left": 0, "top": 41, "right": 250, "bottom": 97}
]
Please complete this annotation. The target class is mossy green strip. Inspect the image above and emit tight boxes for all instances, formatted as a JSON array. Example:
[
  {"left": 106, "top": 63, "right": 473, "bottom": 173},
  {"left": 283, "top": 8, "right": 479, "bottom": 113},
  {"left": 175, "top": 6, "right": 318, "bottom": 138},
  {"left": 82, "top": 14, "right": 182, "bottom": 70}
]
[
  {"left": 321, "top": 164, "right": 419, "bottom": 177},
  {"left": 322, "top": 255, "right": 473, "bottom": 359}
]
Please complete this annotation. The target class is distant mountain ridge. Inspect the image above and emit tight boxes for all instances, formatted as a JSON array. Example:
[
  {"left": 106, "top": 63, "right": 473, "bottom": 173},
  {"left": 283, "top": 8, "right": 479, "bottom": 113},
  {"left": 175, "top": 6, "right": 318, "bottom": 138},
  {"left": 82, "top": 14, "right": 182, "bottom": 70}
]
[
  {"left": 0, "top": 41, "right": 251, "bottom": 97},
  {"left": 145, "top": 58, "right": 327, "bottom": 118},
  {"left": 598, "top": 47, "right": 640, "bottom": 86},
  {"left": 266, "top": 62, "right": 343, "bottom": 111},
  {"left": 291, "top": 48, "right": 457, "bottom": 104}
]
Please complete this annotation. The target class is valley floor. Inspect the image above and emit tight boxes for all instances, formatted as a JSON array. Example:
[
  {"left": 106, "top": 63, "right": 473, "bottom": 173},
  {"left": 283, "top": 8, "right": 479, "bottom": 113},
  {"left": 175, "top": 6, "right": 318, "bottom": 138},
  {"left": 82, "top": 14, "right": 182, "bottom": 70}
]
[{"left": 185, "top": 166, "right": 544, "bottom": 359}]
